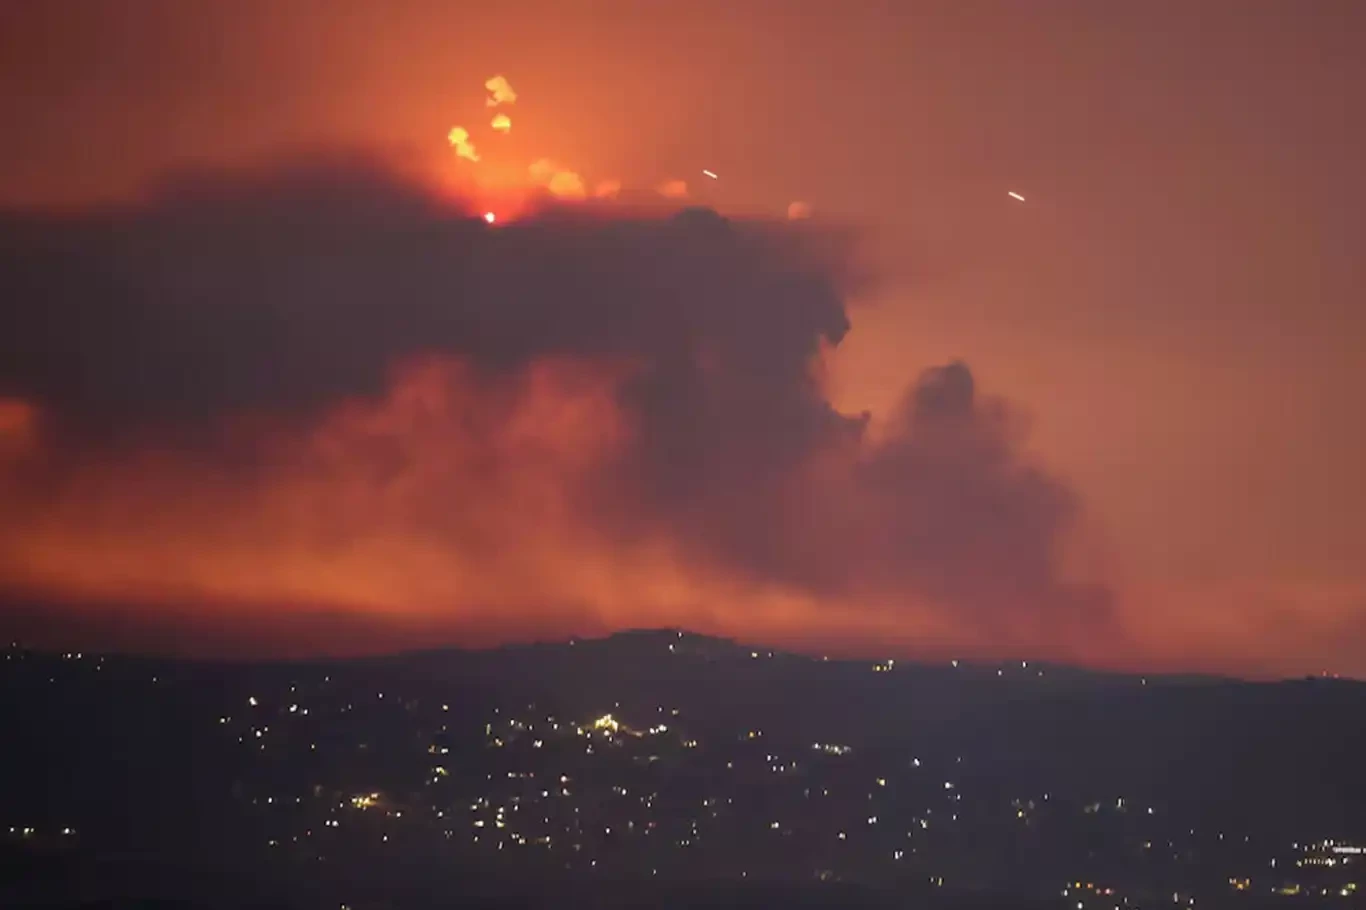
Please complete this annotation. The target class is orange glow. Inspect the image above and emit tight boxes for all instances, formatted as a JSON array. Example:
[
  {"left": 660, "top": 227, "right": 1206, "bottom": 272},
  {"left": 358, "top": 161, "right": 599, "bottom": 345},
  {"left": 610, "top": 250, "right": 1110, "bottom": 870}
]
[
  {"left": 593, "top": 179, "right": 622, "bottom": 199},
  {"left": 0, "top": 350, "right": 1354, "bottom": 676},
  {"left": 0, "top": 398, "right": 35, "bottom": 436},
  {"left": 545, "top": 172, "right": 586, "bottom": 199},
  {"left": 787, "top": 201, "right": 813, "bottom": 220},
  {"left": 440, "top": 75, "right": 614, "bottom": 210},
  {"left": 0, "top": 398, "right": 38, "bottom": 458},
  {"left": 0, "top": 356, "right": 970, "bottom": 658},
  {"left": 529, "top": 158, "right": 586, "bottom": 200},
  {"left": 657, "top": 179, "right": 688, "bottom": 199}
]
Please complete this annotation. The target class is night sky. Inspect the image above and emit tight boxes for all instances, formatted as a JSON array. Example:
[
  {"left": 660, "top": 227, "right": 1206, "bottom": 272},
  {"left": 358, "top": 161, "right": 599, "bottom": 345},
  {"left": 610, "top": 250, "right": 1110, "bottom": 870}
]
[{"left": 1, "top": 1, "right": 1363, "bottom": 677}]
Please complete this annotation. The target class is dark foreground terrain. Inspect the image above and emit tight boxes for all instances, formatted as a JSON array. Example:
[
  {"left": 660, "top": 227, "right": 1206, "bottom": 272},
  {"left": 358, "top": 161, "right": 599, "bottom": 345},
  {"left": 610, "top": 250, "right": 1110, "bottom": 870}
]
[{"left": 2, "top": 630, "right": 1363, "bottom": 909}]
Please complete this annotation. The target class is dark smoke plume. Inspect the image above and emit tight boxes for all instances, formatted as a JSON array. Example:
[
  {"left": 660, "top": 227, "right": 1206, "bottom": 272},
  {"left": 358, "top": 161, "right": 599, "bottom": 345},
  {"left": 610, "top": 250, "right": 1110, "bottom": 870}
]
[{"left": 0, "top": 155, "right": 1111, "bottom": 639}]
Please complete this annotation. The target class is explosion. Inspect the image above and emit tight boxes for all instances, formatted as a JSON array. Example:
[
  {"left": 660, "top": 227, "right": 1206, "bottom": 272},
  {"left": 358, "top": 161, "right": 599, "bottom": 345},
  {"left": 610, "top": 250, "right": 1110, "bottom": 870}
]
[
  {"left": 447, "top": 74, "right": 812, "bottom": 221},
  {"left": 447, "top": 126, "right": 479, "bottom": 162},
  {"left": 448, "top": 75, "right": 615, "bottom": 212}
]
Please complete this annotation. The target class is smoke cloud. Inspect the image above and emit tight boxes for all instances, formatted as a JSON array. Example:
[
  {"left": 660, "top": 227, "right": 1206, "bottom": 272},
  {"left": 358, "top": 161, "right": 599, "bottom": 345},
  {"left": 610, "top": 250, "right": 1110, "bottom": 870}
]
[
  {"left": 529, "top": 158, "right": 587, "bottom": 200},
  {"left": 0, "top": 154, "right": 1113, "bottom": 658}
]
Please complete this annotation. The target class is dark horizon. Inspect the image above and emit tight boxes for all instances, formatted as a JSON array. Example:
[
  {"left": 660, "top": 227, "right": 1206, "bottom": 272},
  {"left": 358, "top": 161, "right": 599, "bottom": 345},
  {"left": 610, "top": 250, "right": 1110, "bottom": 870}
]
[{"left": 4, "top": 620, "right": 1350, "bottom": 686}]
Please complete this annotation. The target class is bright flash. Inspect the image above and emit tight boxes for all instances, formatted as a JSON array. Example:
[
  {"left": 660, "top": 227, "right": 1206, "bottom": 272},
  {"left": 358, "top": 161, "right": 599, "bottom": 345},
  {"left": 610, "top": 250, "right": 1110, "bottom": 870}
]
[
  {"left": 483, "top": 212, "right": 497, "bottom": 224},
  {"left": 1008, "top": 191, "right": 1026, "bottom": 202}
]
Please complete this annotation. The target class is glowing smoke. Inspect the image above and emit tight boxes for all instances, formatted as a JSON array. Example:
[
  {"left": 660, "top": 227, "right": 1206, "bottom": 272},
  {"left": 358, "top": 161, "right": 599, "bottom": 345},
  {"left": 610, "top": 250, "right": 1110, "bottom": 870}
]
[
  {"left": 530, "top": 158, "right": 587, "bottom": 200},
  {"left": 447, "top": 126, "right": 479, "bottom": 162},
  {"left": 485, "top": 75, "right": 517, "bottom": 107}
]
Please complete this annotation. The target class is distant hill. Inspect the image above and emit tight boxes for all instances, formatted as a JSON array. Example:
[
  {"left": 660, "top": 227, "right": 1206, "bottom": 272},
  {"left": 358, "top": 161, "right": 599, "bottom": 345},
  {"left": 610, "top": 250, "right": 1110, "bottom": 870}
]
[
  {"left": 2, "top": 633, "right": 1364, "bottom": 909},
  {"left": 341, "top": 629, "right": 1365, "bottom": 841}
]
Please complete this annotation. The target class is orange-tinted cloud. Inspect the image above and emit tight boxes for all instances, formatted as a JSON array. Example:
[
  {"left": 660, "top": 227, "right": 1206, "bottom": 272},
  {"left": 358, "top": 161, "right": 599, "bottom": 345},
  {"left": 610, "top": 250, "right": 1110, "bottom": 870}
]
[
  {"left": 528, "top": 158, "right": 586, "bottom": 199},
  {"left": 5, "top": 155, "right": 1364, "bottom": 678},
  {"left": 0, "top": 155, "right": 1121, "bottom": 663},
  {"left": 593, "top": 179, "right": 622, "bottom": 199}
]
